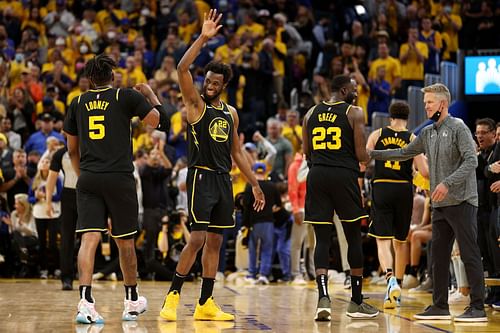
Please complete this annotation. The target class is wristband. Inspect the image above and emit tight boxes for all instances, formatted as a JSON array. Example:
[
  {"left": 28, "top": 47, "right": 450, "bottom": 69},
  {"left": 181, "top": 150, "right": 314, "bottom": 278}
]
[{"left": 154, "top": 104, "right": 171, "bottom": 133}]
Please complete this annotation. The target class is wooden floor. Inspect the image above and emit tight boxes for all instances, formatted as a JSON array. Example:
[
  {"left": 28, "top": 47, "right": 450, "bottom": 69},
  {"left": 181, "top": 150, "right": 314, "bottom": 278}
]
[{"left": 1, "top": 278, "right": 499, "bottom": 333}]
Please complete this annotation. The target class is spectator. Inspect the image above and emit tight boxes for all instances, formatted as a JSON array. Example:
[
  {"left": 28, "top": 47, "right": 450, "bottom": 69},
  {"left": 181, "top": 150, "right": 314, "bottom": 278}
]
[
  {"left": 24, "top": 113, "right": 64, "bottom": 155},
  {"left": 243, "top": 162, "right": 281, "bottom": 285},
  {"left": 281, "top": 109, "right": 302, "bottom": 156},
  {"left": 0, "top": 116, "right": 20, "bottom": 150},
  {"left": 3, "top": 193, "right": 37, "bottom": 278},
  {"left": 419, "top": 16, "right": 442, "bottom": 74},
  {"left": 398, "top": 27, "right": 428, "bottom": 99},
  {"left": 265, "top": 118, "right": 292, "bottom": 181},
  {"left": 367, "top": 65, "right": 391, "bottom": 118},
  {"left": 43, "top": 0, "right": 75, "bottom": 38},
  {"left": 368, "top": 43, "right": 401, "bottom": 95},
  {"left": 28, "top": 156, "right": 62, "bottom": 279}
]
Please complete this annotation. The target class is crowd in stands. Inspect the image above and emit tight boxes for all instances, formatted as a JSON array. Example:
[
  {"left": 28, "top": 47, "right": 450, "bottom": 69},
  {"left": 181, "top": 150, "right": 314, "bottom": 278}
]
[{"left": 0, "top": 0, "right": 499, "bottom": 307}]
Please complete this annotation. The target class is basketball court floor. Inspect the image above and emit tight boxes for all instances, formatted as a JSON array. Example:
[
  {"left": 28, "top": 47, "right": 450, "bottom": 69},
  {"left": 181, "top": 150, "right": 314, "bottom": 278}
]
[{"left": 1, "top": 278, "right": 499, "bottom": 332}]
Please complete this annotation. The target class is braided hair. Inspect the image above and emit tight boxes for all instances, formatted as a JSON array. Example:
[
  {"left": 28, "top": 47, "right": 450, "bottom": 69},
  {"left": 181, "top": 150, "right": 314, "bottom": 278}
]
[{"left": 84, "top": 54, "right": 116, "bottom": 87}]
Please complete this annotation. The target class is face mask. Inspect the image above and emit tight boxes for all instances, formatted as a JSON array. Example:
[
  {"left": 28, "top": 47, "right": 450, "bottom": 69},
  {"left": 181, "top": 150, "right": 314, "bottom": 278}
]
[
  {"left": 15, "top": 53, "right": 24, "bottom": 62},
  {"left": 429, "top": 110, "right": 441, "bottom": 122},
  {"left": 429, "top": 102, "right": 443, "bottom": 122},
  {"left": 79, "top": 45, "right": 88, "bottom": 54}
]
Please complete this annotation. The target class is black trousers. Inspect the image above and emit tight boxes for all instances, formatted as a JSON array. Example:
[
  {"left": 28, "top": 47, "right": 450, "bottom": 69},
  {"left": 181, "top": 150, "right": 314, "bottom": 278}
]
[
  {"left": 59, "top": 188, "right": 77, "bottom": 281},
  {"left": 35, "top": 218, "right": 59, "bottom": 272},
  {"left": 142, "top": 207, "right": 164, "bottom": 264},
  {"left": 432, "top": 202, "right": 485, "bottom": 310},
  {"left": 477, "top": 207, "right": 500, "bottom": 276}
]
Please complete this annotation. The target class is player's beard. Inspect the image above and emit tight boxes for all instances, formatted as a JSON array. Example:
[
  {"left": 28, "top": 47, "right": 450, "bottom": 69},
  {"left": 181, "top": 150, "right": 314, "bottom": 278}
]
[
  {"left": 345, "top": 92, "right": 356, "bottom": 105},
  {"left": 203, "top": 87, "right": 222, "bottom": 102}
]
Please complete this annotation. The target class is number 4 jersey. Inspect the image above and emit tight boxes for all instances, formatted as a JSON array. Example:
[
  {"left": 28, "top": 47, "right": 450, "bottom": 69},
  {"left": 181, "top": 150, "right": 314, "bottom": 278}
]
[
  {"left": 307, "top": 101, "right": 358, "bottom": 171},
  {"left": 373, "top": 127, "right": 413, "bottom": 182},
  {"left": 63, "top": 87, "right": 152, "bottom": 173}
]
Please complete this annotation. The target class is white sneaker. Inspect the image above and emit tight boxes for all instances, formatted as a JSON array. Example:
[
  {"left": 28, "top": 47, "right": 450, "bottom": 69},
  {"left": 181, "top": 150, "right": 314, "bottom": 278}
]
[
  {"left": 0, "top": 254, "right": 4, "bottom": 263},
  {"left": 291, "top": 276, "right": 307, "bottom": 286},
  {"left": 215, "top": 271, "right": 225, "bottom": 282},
  {"left": 75, "top": 299, "right": 105, "bottom": 324},
  {"left": 448, "top": 291, "right": 470, "bottom": 304},
  {"left": 107, "top": 273, "right": 117, "bottom": 281},
  {"left": 256, "top": 276, "right": 270, "bottom": 285},
  {"left": 92, "top": 272, "right": 104, "bottom": 281},
  {"left": 402, "top": 275, "right": 419, "bottom": 289},
  {"left": 40, "top": 270, "right": 48, "bottom": 279},
  {"left": 122, "top": 296, "right": 147, "bottom": 321}
]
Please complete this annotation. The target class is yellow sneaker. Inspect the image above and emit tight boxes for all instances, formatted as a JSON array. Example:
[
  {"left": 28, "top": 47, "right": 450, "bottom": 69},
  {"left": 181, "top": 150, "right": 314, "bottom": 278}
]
[
  {"left": 160, "top": 291, "right": 179, "bottom": 321},
  {"left": 193, "top": 297, "right": 235, "bottom": 321}
]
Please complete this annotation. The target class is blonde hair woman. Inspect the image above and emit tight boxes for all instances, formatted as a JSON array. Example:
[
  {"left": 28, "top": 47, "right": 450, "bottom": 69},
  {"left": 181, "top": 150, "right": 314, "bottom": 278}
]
[
  {"left": 28, "top": 156, "right": 62, "bottom": 279},
  {"left": 2, "top": 193, "right": 38, "bottom": 277}
]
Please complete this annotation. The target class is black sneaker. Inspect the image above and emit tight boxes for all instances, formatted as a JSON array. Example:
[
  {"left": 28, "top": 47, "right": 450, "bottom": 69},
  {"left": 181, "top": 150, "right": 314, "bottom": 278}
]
[
  {"left": 454, "top": 306, "right": 488, "bottom": 322},
  {"left": 62, "top": 279, "right": 73, "bottom": 291},
  {"left": 314, "top": 297, "right": 331, "bottom": 321},
  {"left": 414, "top": 305, "right": 451, "bottom": 320}
]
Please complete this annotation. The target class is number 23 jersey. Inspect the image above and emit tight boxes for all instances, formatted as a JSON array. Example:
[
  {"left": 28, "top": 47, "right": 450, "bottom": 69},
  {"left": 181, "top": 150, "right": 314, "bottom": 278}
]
[
  {"left": 63, "top": 87, "right": 151, "bottom": 173},
  {"left": 307, "top": 101, "right": 358, "bottom": 171}
]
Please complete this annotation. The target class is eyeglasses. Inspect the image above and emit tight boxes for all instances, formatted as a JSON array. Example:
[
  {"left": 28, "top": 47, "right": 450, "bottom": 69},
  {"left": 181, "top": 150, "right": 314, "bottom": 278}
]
[{"left": 474, "top": 130, "right": 494, "bottom": 136}]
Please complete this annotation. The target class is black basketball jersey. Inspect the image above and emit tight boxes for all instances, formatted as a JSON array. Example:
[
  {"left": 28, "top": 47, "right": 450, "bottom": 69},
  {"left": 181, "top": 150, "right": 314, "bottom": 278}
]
[
  {"left": 187, "top": 101, "right": 233, "bottom": 173},
  {"left": 307, "top": 101, "right": 358, "bottom": 171},
  {"left": 63, "top": 87, "right": 151, "bottom": 173},
  {"left": 373, "top": 127, "right": 413, "bottom": 182}
]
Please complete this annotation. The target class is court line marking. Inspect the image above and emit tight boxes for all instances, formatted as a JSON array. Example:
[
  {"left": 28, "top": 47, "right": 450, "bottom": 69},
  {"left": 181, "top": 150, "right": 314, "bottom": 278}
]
[{"left": 333, "top": 297, "right": 453, "bottom": 333}]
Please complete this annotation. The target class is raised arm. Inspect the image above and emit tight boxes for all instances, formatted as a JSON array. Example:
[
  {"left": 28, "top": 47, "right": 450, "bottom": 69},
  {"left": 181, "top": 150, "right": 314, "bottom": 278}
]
[{"left": 178, "top": 9, "right": 223, "bottom": 124}]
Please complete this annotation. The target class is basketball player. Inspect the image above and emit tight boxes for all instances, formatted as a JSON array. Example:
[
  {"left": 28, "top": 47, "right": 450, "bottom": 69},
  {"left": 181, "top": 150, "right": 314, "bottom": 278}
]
[
  {"left": 303, "top": 74, "right": 379, "bottom": 320},
  {"left": 366, "top": 101, "right": 428, "bottom": 309},
  {"left": 160, "top": 9, "right": 265, "bottom": 321},
  {"left": 64, "top": 54, "right": 170, "bottom": 324}
]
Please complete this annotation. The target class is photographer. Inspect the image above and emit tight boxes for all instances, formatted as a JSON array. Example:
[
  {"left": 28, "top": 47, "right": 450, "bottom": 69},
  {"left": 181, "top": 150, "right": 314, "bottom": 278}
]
[{"left": 147, "top": 211, "right": 191, "bottom": 281}]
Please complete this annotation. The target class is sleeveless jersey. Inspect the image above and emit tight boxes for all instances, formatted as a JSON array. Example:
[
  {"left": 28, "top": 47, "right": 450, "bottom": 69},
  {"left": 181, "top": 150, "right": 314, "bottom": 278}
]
[
  {"left": 373, "top": 127, "right": 413, "bottom": 182},
  {"left": 188, "top": 101, "right": 233, "bottom": 173},
  {"left": 307, "top": 101, "right": 358, "bottom": 171},
  {"left": 63, "top": 87, "right": 151, "bottom": 173}
]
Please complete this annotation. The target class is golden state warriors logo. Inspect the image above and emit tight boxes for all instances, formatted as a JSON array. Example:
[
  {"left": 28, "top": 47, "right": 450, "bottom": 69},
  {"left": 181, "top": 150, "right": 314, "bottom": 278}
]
[{"left": 209, "top": 117, "right": 230, "bottom": 142}]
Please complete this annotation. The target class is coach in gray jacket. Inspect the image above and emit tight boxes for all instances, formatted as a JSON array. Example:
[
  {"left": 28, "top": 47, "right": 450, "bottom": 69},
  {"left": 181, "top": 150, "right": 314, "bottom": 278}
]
[{"left": 369, "top": 83, "right": 487, "bottom": 322}]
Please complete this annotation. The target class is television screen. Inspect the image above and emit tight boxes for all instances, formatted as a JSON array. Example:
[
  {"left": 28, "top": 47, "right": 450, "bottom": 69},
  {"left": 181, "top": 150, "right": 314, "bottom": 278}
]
[{"left": 464, "top": 55, "right": 500, "bottom": 95}]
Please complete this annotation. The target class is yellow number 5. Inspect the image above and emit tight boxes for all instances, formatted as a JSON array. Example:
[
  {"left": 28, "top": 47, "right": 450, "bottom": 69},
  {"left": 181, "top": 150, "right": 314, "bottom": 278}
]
[
  {"left": 89, "top": 115, "right": 105, "bottom": 140},
  {"left": 312, "top": 127, "right": 342, "bottom": 150}
]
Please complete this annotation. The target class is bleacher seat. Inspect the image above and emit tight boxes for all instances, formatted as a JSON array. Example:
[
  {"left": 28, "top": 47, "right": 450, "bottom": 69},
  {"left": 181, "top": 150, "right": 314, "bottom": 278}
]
[
  {"left": 424, "top": 73, "right": 442, "bottom": 87},
  {"left": 407, "top": 86, "right": 426, "bottom": 130},
  {"left": 440, "top": 61, "right": 458, "bottom": 101},
  {"left": 371, "top": 112, "right": 390, "bottom": 130}
]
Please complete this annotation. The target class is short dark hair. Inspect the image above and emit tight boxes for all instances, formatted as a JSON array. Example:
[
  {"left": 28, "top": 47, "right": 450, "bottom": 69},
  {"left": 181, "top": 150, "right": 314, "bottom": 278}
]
[
  {"left": 84, "top": 54, "right": 116, "bottom": 86},
  {"left": 389, "top": 101, "right": 410, "bottom": 120},
  {"left": 204, "top": 61, "right": 233, "bottom": 84},
  {"left": 331, "top": 74, "right": 352, "bottom": 92},
  {"left": 475, "top": 118, "right": 496, "bottom": 132}
]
